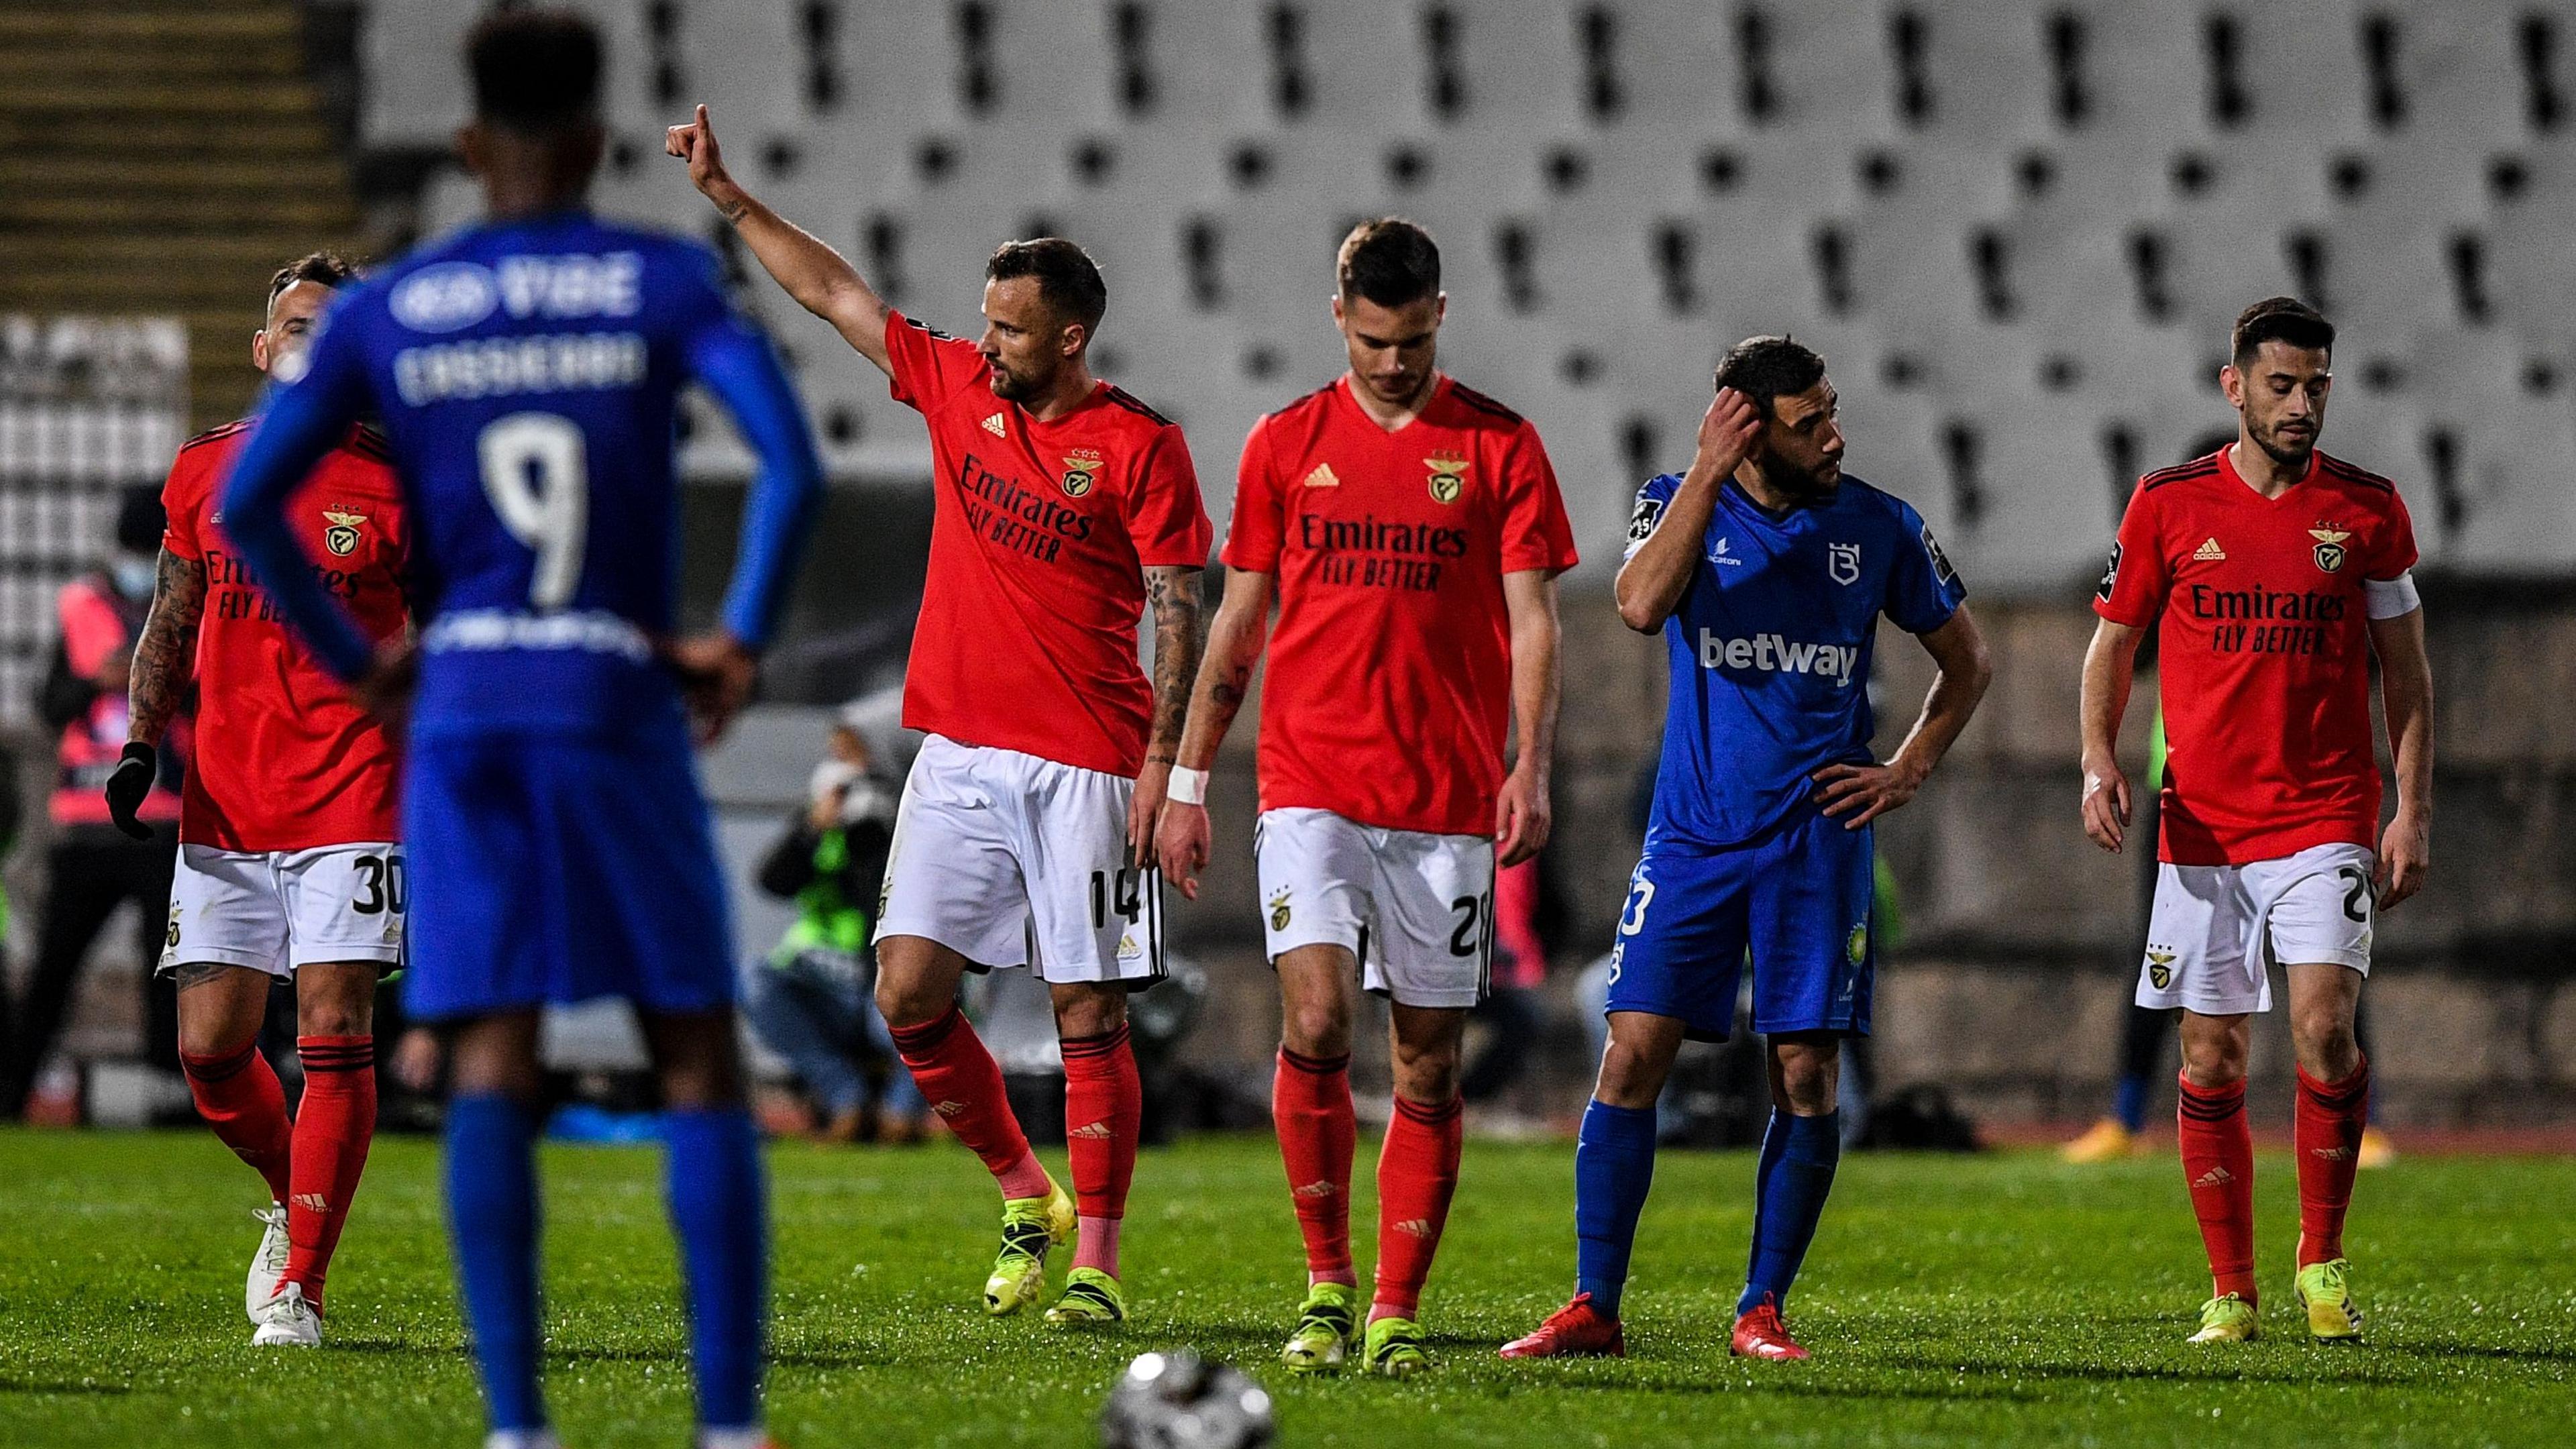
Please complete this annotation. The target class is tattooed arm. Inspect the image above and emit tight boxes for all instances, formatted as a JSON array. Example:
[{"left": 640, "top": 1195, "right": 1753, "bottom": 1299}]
[
  {"left": 1127, "top": 564, "right": 1207, "bottom": 867},
  {"left": 126, "top": 546, "right": 205, "bottom": 746},
  {"left": 1152, "top": 568, "right": 1275, "bottom": 899}
]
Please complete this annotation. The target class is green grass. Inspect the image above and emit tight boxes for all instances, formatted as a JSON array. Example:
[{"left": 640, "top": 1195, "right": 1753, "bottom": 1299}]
[{"left": 0, "top": 1130, "right": 2570, "bottom": 1447}]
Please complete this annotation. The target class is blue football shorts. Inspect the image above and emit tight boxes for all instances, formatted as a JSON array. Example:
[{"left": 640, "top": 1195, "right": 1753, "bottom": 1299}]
[
  {"left": 401, "top": 705, "right": 734, "bottom": 1022},
  {"left": 1603, "top": 805, "right": 1876, "bottom": 1041}
]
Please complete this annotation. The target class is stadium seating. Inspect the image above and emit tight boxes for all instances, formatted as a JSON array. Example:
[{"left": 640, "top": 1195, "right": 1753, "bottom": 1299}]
[{"left": 358, "top": 0, "right": 2576, "bottom": 583}]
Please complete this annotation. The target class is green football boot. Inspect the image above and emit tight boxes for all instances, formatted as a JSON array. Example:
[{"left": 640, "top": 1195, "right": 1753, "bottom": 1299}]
[
  {"left": 2186, "top": 1292, "right": 2261, "bottom": 1344},
  {"left": 1363, "top": 1314, "right": 1430, "bottom": 1379},
  {"left": 1044, "top": 1266, "right": 1126, "bottom": 1326},
  {"left": 1281, "top": 1281, "right": 1359, "bottom": 1373},
  {"left": 983, "top": 1175, "right": 1076, "bottom": 1316},
  {"left": 2295, "top": 1258, "right": 2363, "bottom": 1342}
]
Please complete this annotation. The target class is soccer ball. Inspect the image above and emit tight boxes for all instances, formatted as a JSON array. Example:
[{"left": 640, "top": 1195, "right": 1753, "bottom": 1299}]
[{"left": 1098, "top": 1348, "right": 1276, "bottom": 1449}]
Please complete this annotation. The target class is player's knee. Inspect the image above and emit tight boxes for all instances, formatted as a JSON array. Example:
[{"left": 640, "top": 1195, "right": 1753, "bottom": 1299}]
[
  {"left": 1053, "top": 984, "right": 1126, "bottom": 1039},
  {"left": 1594, "top": 1039, "right": 1668, "bottom": 1110},
  {"left": 1390, "top": 1038, "right": 1462, "bottom": 1103},
  {"left": 872, "top": 965, "right": 946, "bottom": 1030},
  {"left": 2291, "top": 1010, "right": 2358, "bottom": 1077},
  {"left": 1279, "top": 1000, "right": 1350, "bottom": 1059},
  {"left": 2180, "top": 1034, "right": 2248, "bottom": 1089},
  {"left": 294, "top": 977, "right": 376, "bottom": 1038}
]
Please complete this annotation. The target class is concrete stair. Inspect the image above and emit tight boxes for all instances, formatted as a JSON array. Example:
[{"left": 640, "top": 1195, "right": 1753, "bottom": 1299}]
[{"left": 0, "top": 0, "right": 364, "bottom": 429}]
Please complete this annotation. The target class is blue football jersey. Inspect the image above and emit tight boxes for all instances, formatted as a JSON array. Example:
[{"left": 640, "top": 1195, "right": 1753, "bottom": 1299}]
[
  {"left": 219, "top": 210, "right": 822, "bottom": 739},
  {"left": 1629, "top": 472, "right": 1965, "bottom": 850}
]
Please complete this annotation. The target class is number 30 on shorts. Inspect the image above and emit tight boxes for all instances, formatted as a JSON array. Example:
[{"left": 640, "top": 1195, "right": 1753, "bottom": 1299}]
[{"left": 352, "top": 852, "right": 407, "bottom": 916}]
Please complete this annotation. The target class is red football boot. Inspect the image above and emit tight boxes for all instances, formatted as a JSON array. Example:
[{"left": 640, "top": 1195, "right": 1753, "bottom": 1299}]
[
  {"left": 1729, "top": 1295, "right": 1809, "bottom": 1361},
  {"left": 1498, "top": 1293, "right": 1626, "bottom": 1358}
]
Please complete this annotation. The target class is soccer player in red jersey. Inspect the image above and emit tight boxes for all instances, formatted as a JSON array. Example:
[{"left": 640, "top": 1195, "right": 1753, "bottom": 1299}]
[
  {"left": 1157, "top": 219, "right": 1578, "bottom": 1377},
  {"left": 671, "top": 106, "right": 1208, "bottom": 1326},
  {"left": 2082, "top": 297, "right": 2434, "bottom": 1345},
  {"left": 109, "top": 253, "right": 411, "bottom": 1348}
]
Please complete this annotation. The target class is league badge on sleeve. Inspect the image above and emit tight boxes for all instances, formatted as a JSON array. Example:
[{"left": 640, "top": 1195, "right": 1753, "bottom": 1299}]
[
  {"left": 2096, "top": 541, "right": 2123, "bottom": 601},
  {"left": 1627, "top": 492, "right": 1664, "bottom": 543},
  {"left": 1921, "top": 523, "right": 1957, "bottom": 586}
]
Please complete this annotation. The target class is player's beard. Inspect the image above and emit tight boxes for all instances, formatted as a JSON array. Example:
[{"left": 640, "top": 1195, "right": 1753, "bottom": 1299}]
[
  {"left": 2252, "top": 419, "right": 2317, "bottom": 470},
  {"left": 1757, "top": 446, "right": 1841, "bottom": 508}
]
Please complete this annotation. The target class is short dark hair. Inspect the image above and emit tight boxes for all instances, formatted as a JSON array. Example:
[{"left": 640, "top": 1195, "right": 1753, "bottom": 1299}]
[
  {"left": 986, "top": 237, "right": 1108, "bottom": 337},
  {"left": 266, "top": 252, "right": 357, "bottom": 311},
  {"left": 2231, "top": 296, "right": 2334, "bottom": 366},
  {"left": 468, "top": 9, "right": 602, "bottom": 134},
  {"left": 1337, "top": 218, "right": 1441, "bottom": 307},
  {"left": 1712, "top": 335, "right": 1829, "bottom": 419}
]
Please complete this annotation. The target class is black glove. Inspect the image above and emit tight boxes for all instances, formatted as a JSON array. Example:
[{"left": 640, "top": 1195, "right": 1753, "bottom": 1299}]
[{"left": 104, "top": 741, "right": 157, "bottom": 841}]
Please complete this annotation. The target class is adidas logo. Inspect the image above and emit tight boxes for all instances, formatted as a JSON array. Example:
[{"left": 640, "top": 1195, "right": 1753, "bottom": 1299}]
[
  {"left": 1292, "top": 1180, "right": 1336, "bottom": 1199},
  {"left": 1303, "top": 463, "right": 1340, "bottom": 488},
  {"left": 931, "top": 1099, "right": 969, "bottom": 1118},
  {"left": 1068, "top": 1121, "right": 1114, "bottom": 1140},
  {"left": 2192, "top": 1166, "right": 2235, "bottom": 1188},
  {"left": 2309, "top": 1145, "right": 2355, "bottom": 1162},
  {"left": 291, "top": 1192, "right": 330, "bottom": 1212},
  {"left": 981, "top": 411, "right": 1008, "bottom": 437},
  {"left": 2194, "top": 537, "right": 2227, "bottom": 561},
  {"left": 1391, "top": 1218, "right": 1434, "bottom": 1237}
]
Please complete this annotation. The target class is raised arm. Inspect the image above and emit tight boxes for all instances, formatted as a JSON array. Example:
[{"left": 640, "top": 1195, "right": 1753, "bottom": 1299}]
[
  {"left": 2367, "top": 605, "right": 2433, "bottom": 908},
  {"left": 2078, "top": 616, "right": 2145, "bottom": 852},
  {"left": 1615, "top": 388, "right": 1761, "bottom": 632},
  {"left": 1813, "top": 603, "right": 1992, "bottom": 830},
  {"left": 1152, "top": 568, "right": 1275, "bottom": 900},
  {"left": 667, "top": 104, "right": 895, "bottom": 376},
  {"left": 1127, "top": 564, "right": 1207, "bottom": 867},
  {"left": 1495, "top": 568, "right": 1562, "bottom": 865}
]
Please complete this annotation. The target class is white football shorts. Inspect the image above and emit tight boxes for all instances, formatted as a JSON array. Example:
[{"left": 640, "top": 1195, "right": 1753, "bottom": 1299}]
[
  {"left": 2136, "top": 842, "right": 2376, "bottom": 1016},
  {"left": 160, "top": 842, "right": 407, "bottom": 978},
  {"left": 876, "top": 735, "right": 1164, "bottom": 986},
  {"left": 1255, "top": 807, "right": 1495, "bottom": 1010}
]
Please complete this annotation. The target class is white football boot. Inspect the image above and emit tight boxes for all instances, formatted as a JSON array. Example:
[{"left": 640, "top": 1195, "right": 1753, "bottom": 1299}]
[
  {"left": 251, "top": 1280, "right": 322, "bottom": 1347},
  {"left": 246, "top": 1203, "right": 290, "bottom": 1323}
]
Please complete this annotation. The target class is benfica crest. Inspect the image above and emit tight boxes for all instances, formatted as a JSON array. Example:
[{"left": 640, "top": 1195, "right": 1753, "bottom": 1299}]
[
  {"left": 321, "top": 508, "right": 368, "bottom": 556},
  {"left": 1061, "top": 449, "right": 1102, "bottom": 498},
  {"left": 1424, "top": 455, "right": 1468, "bottom": 504},
  {"left": 2309, "top": 527, "right": 2350, "bottom": 573}
]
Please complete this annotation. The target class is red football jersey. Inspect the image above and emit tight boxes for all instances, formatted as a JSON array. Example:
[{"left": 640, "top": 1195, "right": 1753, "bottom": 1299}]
[
  {"left": 162, "top": 420, "right": 410, "bottom": 852},
  {"left": 2095, "top": 446, "right": 2418, "bottom": 867},
  {"left": 885, "top": 312, "right": 1213, "bottom": 777},
  {"left": 1224, "top": 375, "right": 1579, "bottom": 837}
]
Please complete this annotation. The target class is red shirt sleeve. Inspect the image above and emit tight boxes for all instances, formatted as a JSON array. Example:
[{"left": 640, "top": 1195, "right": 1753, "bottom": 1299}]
[
  {"left": 883, "top": 310, "right": 987, "bottom": 415},
  {"left": 1498, "top": 421, "right": 1580, "bottom": 575},
  {"left": 160, "top": 451, "right": 205, "bottom": 563},
  {"left": 1124, "top": 425, "right": 1214, "bottom": 568},
  {"left": 1218, "top": 417, "right": 1286, "bottom": 574},
  {"left": 2367, "top": 486, "right": 2420, "bottom": 580},
  {"left": 2093, "top": 484, "right": 2169, "bottom": 627}
]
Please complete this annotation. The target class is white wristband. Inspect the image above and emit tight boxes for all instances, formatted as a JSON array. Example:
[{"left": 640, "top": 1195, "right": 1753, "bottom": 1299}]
[{"left": 1167, "top": 765, "right": 1209, "bottom": 805}]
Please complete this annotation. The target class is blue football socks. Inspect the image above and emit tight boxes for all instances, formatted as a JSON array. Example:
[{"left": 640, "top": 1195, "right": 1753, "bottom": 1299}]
[
  {"left": 1739, "top": 1108, "right": 1841, "bottom": 1316},
  {"left": 445, "top": 1093, "right": 545, "bottom": 1434},
  {"left": 1572, "top": 1098, "right": 1659, "bottom": 1320},
  {"left": 2112, "top": 1073, "right": 2152, "bottom": 1134},
  {"left": 663, "top": 1106, "right": 769, "bottom": 1433}
]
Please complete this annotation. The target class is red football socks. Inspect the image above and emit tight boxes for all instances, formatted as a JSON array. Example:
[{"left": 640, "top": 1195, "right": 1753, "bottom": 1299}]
[
  {"left": 1273, "top": 1048, "right": 1357, "bottom": 1285},
  {"left": 1372, "top": 1091, "right": 1464, "bottom": 1322},
  {"left": 1061, "top": 1024, "right": 1140, "bottom": 1277},
  {"left": 181, "top": 1040, "right": 292, "bottom": 1205},
  {"left": 2295, "top": 1057, "right": 2371, "bottom": 1266},
  {"left": 2177, "top": 1072, "right": 2259, "bottom": 1303},
  {"left": 890, "top": 1005, "right": 1049, "bottom": 1201},
  {"left": 285, "top": 1035, "right": 377, "bottom": 1307}
]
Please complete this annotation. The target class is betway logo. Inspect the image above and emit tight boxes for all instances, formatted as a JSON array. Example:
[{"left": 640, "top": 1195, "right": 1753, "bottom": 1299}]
[{"left": 1697, "top": 629, "right": 1860, "bottom": 686}]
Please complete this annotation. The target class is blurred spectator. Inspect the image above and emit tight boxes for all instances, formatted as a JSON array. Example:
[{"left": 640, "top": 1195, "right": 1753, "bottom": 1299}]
[
  {"left": 743, "top": 713, "right": 924, "bottom": 1143},
  {"left": 1462, "top": 855, "right": 1548, "bottom": 1102},
  {"left": 1, "top": 488, "right": 187, "bottom": 1119}
]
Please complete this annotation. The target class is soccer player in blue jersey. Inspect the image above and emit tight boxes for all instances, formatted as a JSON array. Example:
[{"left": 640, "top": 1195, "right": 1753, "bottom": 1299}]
[
  {"left": 1502, "top": 337, "right": 1990, "bottom": 1363},
  {"left": 217, "top": 13, "right": 822, "bottom": 1449}
]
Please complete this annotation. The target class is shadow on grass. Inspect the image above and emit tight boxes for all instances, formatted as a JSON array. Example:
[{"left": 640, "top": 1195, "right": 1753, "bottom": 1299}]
[
  {"left": 2381, "top": 1339, "right": 2576, "bottom": 1366},
  {"left": 1538, "top": 1373, "right": 2047, "bottom": 1405},
  {"left": 1869, "top": 1352, "right": 2418, "bottom": 1387}
]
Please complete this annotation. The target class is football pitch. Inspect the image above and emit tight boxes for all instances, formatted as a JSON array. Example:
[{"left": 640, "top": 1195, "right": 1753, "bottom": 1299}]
[{"left": 1, "top": 1131, "right": 2569, "bottom": 1447}]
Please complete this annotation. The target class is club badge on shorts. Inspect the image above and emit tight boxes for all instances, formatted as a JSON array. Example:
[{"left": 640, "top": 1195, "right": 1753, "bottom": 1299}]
[
  {"left": 2146, "top": 948, "right": 2176, "bottom": 990},
  {"left": 1425, "top": 455, "right": 1468, "bottom": 505},
  {"left": 1061, "top": 449, "right": 1103, "bottom": 498},
  {"left": 1268, "top": 887, "right": 1293, "bottom": 932},
  {"left": 2309, "top": 527, "right": 2349, "bottom": 573},
  {"left": 322, "top": 508, "right": 368, "bottom": 556}
]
